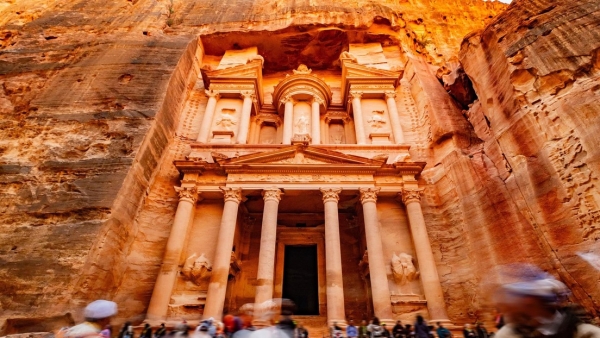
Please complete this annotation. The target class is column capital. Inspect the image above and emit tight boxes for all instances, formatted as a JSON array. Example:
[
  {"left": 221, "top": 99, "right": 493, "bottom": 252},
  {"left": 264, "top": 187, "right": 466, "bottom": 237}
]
[
  {"left": 220, "top": 187, "right": 243, "bottom": 203},
  {"left": 174, "top": 186, "right": 198, "bottom": 203},
  {"left": 359, "top": 187, "right": 380, "bottom": 204},
  {"left": 281, "top": 95, "right": 294, "bottom": 104},
  {"left": 399, "top": 188, "right": 424, "bottom": 205},
  {"left": 349, "top": 91, "right": 363, "bottom": 100},
  {"left": 262, "top": 188, "right": 282, "bottom": 202},
  {"left": 240, "top": 90, "right": 255, "bottom": 100},
  {"left": 320, "top": 188, "right": 342, "bottom": 203},
  {"left": 312, "top": 95, "right": 325, "bottom": 106},
  {"left": 384, "top": 91, "right": 397, "bottom": 99},
  {"left": 205, "top": 89, "right": 220, "bottom": 98}
]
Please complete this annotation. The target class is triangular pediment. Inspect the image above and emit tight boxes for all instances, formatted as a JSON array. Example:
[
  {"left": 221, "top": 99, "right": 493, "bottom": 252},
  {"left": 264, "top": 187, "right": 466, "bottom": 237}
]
[
  {"left": 219, "top": 145, "right": 385, "bottom": 167},
  {"left": 204, "top": 60, "right": 263, "bottom": 80},
  {"left": 343, "top": 60, "right": 402, "bottom": 79}
]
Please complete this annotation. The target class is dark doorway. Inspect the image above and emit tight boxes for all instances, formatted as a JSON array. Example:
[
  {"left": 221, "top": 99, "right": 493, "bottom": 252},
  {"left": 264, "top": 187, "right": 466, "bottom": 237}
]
[{"left": 282, "top": 245, "right": 319, "bottom": 315}]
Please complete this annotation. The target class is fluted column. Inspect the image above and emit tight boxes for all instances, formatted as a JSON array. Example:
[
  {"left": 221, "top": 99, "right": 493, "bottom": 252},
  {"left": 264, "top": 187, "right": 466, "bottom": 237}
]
[
  {"left": 254, "top": 188, "right": 282, "bottom": 306},
  {"left": 385, "top": 91, "right": 405, "bottom": 144},
  {"left": 237, "top": 91, "right": 254, "bottom": 144},
  {"left": 311, "top": 97, "right": 322, "bottom": 145},
  {"left": 282, "top": 97, "right": 294, "bottom": 145},
  {"left": 350, "top": 91, "right": 366, "bottom": 144},
  {"left": 203, "top": 187, "right": 243, "bottom": 320},
  {"left": 359, "top": 187, "right": 393, "bottom": 322},
  {"left": 197, "top": 90, "right": 220, "bottom": 143},
  {"left": 320, "top": 188, "right": 346, "bottom": 326},
  {"left": 400, "top": 189, "right": 449, "bottom": 322},
  {"left": 147, "top": 186, "right": 198, "bottom": 320}
]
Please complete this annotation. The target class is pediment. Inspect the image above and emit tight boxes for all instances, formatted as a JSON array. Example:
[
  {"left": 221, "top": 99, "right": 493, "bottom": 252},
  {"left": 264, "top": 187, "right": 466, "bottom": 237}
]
[
  {"left": 204, "top": 60, "right": 263, "bottom": 80},
  {"left": 219, "top": 145, "right": 385, "bottom": 167},
  {"left": 343, "top": 61, "right": 402, "bottom": 79}
]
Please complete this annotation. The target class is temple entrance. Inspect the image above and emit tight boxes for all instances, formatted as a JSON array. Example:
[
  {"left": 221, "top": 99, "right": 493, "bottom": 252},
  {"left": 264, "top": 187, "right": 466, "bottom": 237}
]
[{"left": 282, "top": 245, "right": 319, "bottom": 315}]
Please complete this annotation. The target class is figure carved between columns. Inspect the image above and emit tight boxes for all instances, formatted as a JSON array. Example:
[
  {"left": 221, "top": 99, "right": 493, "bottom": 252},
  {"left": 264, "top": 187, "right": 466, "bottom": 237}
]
[
  {"left": 181, "top": 253, "right": 212, "bottom": 286},
  {"left": 320, "top": 188, "right": 342, "bottom": 202},
  {"left": 359, "top": 187, "right": 380, "bottom": 204},
  {"left": 174, "top": 186, "right": 198, "bottom": 203},
  {"left": 399, "top": 188, "right": 424, "bottom": 204},
  {"left": 221, "top": 187, "right": 243, "bottom": 203},
  {"left": 391, "top": 252, "right": 420, "bottom": 286},
  {"left": 262, "top": 188, "right": 282, "bottom": 202}
]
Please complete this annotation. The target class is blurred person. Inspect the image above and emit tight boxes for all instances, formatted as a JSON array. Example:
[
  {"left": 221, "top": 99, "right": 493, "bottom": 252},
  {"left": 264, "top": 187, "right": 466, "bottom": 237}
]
[
  {"left": 100, "top": 325, "right": 112, "bottom": 338},
  {"left": 233, "top": 304, "right": 256, "bottom": 338},
  {"left": 404, "top": 325, "right": 415, "bottom": 338},
  {"left": 436, "top": 322, "right": 451, "bottom": 338},
  {"left": 414, "top": 316, "right": 428, "bottom": 338},
  {"left": 63, "top": 300, "right": 118, "bottom": 338},
  {"left": 392, "top": 321, "right": 404, "bottom": 338},
  {"left": 368, "top": 317, "right": 385, "bottom": 338},
  {"left": 276, "top": 299, "right": 297, "bottom": 338},
  {"left": 359, "top": 320, "right": 369, "bottom": 338},
  {"left": 463, "top": 325, "right": 476, "bottom": 338},
  {"left": 427, "top": 326, "right": 435, "bottom": 338},
  {"left": 155, "top": 324, "right": 167, "bottom": 338},
  {"left": 332, "top": 322, "right": 344, "bottom": 338},
  {"left": 382, "top": 324, "right": 391, "bottom": 338},
  {"left": 295, "top": 323, "right": 309, "bottom": 338},
  {"left": 475, "top": 323, "right": 488, "bottom": 338},
  {"left": 347, "top": 320, "right": 358, "bottom": 338},
  {"left": 194, "top": 321, "right": 213, "bottom": 338},
  {"left": 141, "top": 324, "right": 153, "bottom": 338}
]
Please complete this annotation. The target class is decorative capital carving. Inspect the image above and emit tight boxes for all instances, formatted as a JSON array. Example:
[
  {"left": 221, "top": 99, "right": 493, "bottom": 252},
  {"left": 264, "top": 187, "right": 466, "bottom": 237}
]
[
  {"left": 220, "top": 187, "right": 243, "bottom": 203},
  {"left": 312, "top": 96, "right": 325, "bottom": 106},
  {"left": 174, "top": 186, "right": 198, "bottom": 203},
  {"left": 320, "top": 188, "right": 342, "bottom": 203},
  {"left": 349, "top": 91, "right": 363, "bottom": 100},
  {"left": 399, "top": 188, "right": 424, "bottom": 204},
  {"left": 240, "top": 90, "right": 255, "bottom": 100},
  {"left": 262, "top": 188, "right": 282, "bottom": 202},
  {"left": 205, "top": 89, "right": 220, "bottom": 99},
  {"left": 384, "top": 91, "right": 397, "bottom": 99},
  {"left": 281, "top": 95, "right": 293, "bottom": 105},
  {"left": 359, "top": 187, "right": 380, "bottom": 204}
]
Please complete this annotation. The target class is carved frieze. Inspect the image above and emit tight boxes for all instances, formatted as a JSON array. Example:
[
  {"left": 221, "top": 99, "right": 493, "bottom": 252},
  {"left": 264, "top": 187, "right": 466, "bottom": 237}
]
[{"left": 227, "top": 173, "right": 371, "bottom": 183}]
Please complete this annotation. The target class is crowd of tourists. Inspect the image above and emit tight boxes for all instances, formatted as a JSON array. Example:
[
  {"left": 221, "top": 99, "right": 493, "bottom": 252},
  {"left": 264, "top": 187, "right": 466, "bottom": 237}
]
[{"left": 58, "top": 265, "right": 600, "bottom": 338}]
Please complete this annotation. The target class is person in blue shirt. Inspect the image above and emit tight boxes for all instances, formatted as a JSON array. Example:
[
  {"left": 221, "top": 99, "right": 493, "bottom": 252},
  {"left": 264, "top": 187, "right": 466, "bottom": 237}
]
[
  {"left": 436, "top": 322, "right": 451, "bottom": 338},
  {"left": 347, "top": 320, "right": 359, "bottom": 338}
]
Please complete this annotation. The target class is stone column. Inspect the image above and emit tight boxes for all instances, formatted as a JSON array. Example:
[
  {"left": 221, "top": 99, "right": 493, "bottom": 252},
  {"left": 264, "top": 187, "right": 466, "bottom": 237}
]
[
  {"left": 359, "top": 188, "right": 393, "bottom": 322},
  {"left": 321, "top": 188, "right": 346, "bottom": 326},
  {"left": 147, "top": 186, "right": 198, "bottom": 320},
  {"left": 254, "top": 188, "right": 282, "bottom": 306},
  {"left": 384, "top": 91, "right": 405, "bottom": 144},
  {"left": 350, "top": 91, "right": 366, "bottom": 145},
  {"left": 311, "top": 97, "right": 322, "bottom": 145},
  {"left": 282, "top": 97, "right": 294, "bottom": 145},
  {"left": 236, "top": 91, "right": 254, "bottom": 144},
  {"left": 203, "top": 187, "right": 243, "bottom": 320},
  {"left": 197, "top": 90, "right": 220, "bottom": 143},
  {"left": 400, "top": 189, "right": 450, "bottom": 322}
]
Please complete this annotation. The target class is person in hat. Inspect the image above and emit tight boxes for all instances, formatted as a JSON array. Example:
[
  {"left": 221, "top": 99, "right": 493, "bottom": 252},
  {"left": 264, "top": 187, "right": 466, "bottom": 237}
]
[
  {"left": 64, "top": 300, "right": 118, "bottom": 338},
  {"left": 495, "top": 265, "right": 600, "bottom": 338}
]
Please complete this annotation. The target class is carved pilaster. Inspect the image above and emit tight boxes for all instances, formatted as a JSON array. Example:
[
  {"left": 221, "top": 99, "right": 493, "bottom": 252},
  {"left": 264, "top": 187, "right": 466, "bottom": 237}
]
[
  {"left": 220, "top": 187, "right": 243, "bottom": 203},
  {"left": 320, "top": 188, "right": 342, "bottom": 203},
  {"left": 262, "top": 188, "right": 282, "bottom": 202},
  {"left": 174, "top": 186, "right": 198, "bottom": 203},
  {"left": 359, "top": 187, "right": 380, "bottom": 204},
  {"left": 399, "top": 188, "right": 424, "bottom": 205}
]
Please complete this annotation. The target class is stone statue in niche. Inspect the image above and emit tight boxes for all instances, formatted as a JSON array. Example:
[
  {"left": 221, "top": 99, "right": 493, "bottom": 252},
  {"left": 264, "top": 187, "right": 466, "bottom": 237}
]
[
  {"left": 294, "top": 115, "right": 310, "bottom": 135},
  {"left": 391, "top": 252, "right": 419, "bottom": 285},
  {"left": 329, "top": 123, "right": 345, "bottom": 144},
  {"left": 216, "top": 108, "right": 237, "bottom": 130},
  {"left": 181, "top": 253, "right": 212, "bottom": 286},
  {"left": 368, "top": 110, "right": 387, "bottom": 130}
]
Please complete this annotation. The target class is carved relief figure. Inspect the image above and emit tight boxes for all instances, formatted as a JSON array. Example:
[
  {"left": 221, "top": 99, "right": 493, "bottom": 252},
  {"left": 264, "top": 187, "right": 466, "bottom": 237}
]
[
  {"left": 216, "top": 108, "right": 237, "bottom": 130},
  {"left": 368, "top": 110, "right": 387, "bottom": 130},
  {"left": 391, "top": 252, "right": 419, "bottom": 285},
  {"left": 294, "top": 115, "right": 310, "bottom": 135},
  {"left": 181, "top": 253, "right": 212, "bottom": 285},
  {"left": 329, "top": 123, "right": 346, "bottom": 144}
]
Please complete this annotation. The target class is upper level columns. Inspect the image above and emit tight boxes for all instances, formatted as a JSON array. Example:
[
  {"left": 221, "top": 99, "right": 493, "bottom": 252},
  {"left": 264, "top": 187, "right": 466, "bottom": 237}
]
[
  {"left": 197, "top": 90, "right": 220, "bottom": 143},
  {"left": 311, "top": 97, "right": 322, "bottom": 145},
  {"left": 350, "top": 91, "right": 367, "bottom": 145},
  {"left": 203, "top": 187, "right": 243, "bottom": 320},
  {"left": 147, "top": 186, "right": 198, "bottom": 320},
  {"left": 385, "top": 91, "right": 405, "bottom": 144},
  {"left": 359, "top": 187, "right": 393, "bottom": 322},
  {"left": 282, "top": 97, "right": 294, "bottom": 145},
  {"left": 237, "top": 91, "right": 255, "bottom": 144},
  {"left": 399, "top": 188, "right": 450, "bottom": 322},
  {"left": 321, "top": 188, "right": 346, "bottom": 326},
  {"left": 254, "top": 188, "right": 282, "bottom": 307}
]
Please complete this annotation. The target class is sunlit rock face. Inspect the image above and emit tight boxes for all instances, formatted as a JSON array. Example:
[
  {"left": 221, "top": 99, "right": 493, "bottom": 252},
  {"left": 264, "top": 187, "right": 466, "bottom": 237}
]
[{"left": 1, "top": 0, "right": 599, "bottom": 334}]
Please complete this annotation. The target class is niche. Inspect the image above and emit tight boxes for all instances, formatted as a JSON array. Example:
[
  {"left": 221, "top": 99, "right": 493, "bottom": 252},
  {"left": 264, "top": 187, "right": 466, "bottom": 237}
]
[
  {"left": 259, "top": 122, "right": 278, "bottom": 144},
  {"left": 328, "top": 121, "right": 346, "bottom": 144}
]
